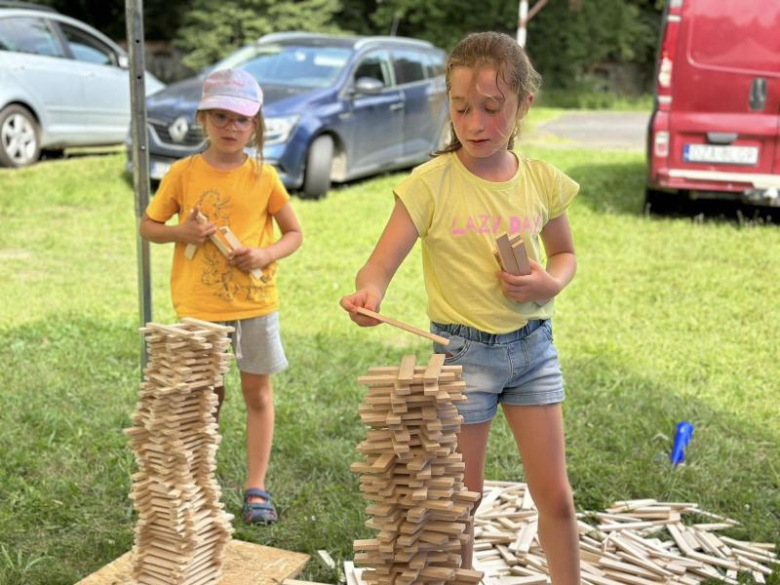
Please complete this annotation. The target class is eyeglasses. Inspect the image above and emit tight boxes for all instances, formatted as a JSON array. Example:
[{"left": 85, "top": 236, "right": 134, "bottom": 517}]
[{"left": 207, "top": 111, "right": 255, "bottom": 131}]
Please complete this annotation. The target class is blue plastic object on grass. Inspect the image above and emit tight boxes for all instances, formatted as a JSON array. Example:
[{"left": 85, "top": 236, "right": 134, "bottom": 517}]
[{"left": 671, "top": 421, "right": 694, "bottom": 466}]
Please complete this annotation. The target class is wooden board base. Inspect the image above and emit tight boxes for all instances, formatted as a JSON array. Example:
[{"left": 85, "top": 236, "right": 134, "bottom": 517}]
[{"left": 76, "top": 539, "right": 309, "bottom": 585}]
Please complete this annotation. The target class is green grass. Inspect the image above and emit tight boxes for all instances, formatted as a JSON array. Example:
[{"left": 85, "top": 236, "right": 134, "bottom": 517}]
[
  {"left": 0, "top": 144, "right": 778, "bottom": 584},
  {"left": 537, "top": 88, "right": 653, "bottom": 111}
]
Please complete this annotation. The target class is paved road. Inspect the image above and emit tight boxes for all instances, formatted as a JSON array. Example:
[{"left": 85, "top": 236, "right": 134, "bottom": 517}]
[{"left": 536, "top": 111, "right": 650, "bottom": 151}]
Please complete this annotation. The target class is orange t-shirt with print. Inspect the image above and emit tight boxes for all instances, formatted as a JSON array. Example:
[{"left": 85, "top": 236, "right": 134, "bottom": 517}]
[{"left": 146, "top": 155, "right": 290, "bottom": 321}]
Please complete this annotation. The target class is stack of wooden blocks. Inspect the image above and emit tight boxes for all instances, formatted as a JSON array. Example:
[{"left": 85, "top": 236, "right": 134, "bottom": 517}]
[
  {"left": 350, "top": 354, "right": 485, "bottom": 585},
  {"left": 125, "top": 318, "right": 236, "bottom": 585},
  {"left": 472, "top": 481, "right": 777, "bottom": 585}
]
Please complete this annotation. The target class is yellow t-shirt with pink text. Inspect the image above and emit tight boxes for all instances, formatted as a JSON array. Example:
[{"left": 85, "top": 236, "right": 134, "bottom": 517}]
[
  {"left": 146, "top": 155, "right": 290, "bottom": 321},
  {"left": 395, "top": 152, "right": 579, "bottom": 334}
]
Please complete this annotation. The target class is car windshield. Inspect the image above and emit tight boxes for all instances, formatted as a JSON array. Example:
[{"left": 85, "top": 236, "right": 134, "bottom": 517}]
[{"left": 214, "top": 44, "right": 351, "bottom": 89}]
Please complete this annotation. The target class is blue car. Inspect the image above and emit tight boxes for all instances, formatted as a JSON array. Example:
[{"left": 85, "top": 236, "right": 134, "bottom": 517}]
[{"left": 135, "top": 32, "right": 449, "bottom": 198}]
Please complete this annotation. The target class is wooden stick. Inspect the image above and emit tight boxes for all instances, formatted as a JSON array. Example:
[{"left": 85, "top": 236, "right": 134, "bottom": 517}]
[
  {"left": 181, "top": 211, "right": 211, "bottom": 259},
  {"left": 355, "top": 307, "right": 450, "bottom": 346},
  {"left": 317, "top": 549, "right": 336, "bottom": 570},
  {"left": 185, "top": 212, "right": 271, "bottom": 283},
  {"left": 511, "top": 238, "right": 532, "bottom": 275},
  {"left": 219, "top": 226, "right": 267, "bottom": 281},
  {"left": 496, "top": 233, "right": 520, "bottom": 274}
]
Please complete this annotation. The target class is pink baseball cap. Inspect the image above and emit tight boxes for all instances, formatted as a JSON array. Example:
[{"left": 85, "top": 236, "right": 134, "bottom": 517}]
[{"left": 198, "top": 68, "right": 263, "bottom": 117}]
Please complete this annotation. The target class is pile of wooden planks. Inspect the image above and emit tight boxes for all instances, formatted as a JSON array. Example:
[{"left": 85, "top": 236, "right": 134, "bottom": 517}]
[
  {"left": 125, "top": 318, "right": 236, "bottom": 585},
  {"left": 350, "top": 354, "right": 485, "bottom": 585},
  {"left": 471, "top": 481, "right": 777, "bottom": 585}
]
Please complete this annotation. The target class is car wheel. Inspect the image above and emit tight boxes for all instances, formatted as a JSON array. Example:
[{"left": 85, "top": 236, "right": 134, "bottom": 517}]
[
  {"left": 301, "top": 135, "right": 334, "bottom": 199},
  {"left": 645, "top": 188, "right": 683, "bottom": 215},
  {"left": 0, "top": 105, "right": 41, "bottom": 168}
]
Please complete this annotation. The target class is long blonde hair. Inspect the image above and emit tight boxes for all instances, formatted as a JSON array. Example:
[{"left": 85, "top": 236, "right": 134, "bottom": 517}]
[{"left": 435, "top": 32, "right": 542, "bottom": 155}]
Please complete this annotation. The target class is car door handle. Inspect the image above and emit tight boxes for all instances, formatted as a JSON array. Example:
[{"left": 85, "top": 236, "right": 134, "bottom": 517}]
[
  {"left": 750, "top": 77, "right": 767, "bottom": 111},
  {"left": 389, "top": 102, "right": 405, "bottom": 111}
]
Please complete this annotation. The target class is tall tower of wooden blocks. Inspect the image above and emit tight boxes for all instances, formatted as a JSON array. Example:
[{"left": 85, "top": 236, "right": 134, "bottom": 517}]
[
  {"left": 125, "top": 318, "right": 235, "bottom": 585},
  {"left": 351, "top": 354, "right": 485, "bottom": 585}
]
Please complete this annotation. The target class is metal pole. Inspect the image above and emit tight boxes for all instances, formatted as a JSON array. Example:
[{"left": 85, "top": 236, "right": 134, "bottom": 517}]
[
  {"left": 518, "top": 0, "right": 528, "bottom": 47},
  {"left": 390, "top": 13, "right": 401, "bottom": 36},
  {"left": 125, "top": 0, "right": 152, "bottom": 374},
  {"left": 518, "top": 0, "right": 551, "bottom": 47}
]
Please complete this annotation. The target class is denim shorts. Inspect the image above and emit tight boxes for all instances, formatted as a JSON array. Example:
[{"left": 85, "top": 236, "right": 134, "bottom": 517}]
[
  {"left": 431, "top": 320, "right": 564, "bottom": 425},
  {"left": 218, "top": 312, "right": 288, "bottom": 376}
]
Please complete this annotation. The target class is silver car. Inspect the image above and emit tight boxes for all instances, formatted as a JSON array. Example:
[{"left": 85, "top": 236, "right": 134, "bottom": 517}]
[{"left": 0, "top": 4, "right": 164, "bottom": 167}]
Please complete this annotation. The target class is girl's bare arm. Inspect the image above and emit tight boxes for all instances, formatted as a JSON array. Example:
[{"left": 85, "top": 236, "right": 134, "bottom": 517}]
[{"left": 340, "top": 199, "right": 419, "bottom": 326}]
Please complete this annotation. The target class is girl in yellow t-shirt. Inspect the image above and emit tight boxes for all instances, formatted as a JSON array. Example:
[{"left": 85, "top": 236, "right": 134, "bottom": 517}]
[
  {"left": 341, "top": 32, "right": 580, "bottom": 582},
  {"left": 140, "top": 68, "right": 302, "bottom": 525}
]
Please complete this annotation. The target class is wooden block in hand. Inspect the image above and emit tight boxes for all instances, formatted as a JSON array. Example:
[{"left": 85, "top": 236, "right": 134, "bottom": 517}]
[
  {"left": 184, "top": 211, "right": 209, "bottom": 260},
  {"left": 495, "top": 233, "right": 520, "bottom": 274},
  {"left": 219, "top": 226, "right": 266, "bottom": 282},
  {"left": 184, "top": 242, "right": 198, "bottom": 260},
  {"left": 511, "top": 238, "right": 531, "bottom": 276},
  {"left": 500, "top": 233, "right": 546, "bottom": 306}
]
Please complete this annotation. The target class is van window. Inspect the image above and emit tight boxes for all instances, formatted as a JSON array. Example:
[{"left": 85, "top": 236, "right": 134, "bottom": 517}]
[
  {"left": 0, "top": 17, "right": 63, "bottom": 57},
  {"left": 688, "top": 3, "right": 778, "bottom": 75},
  {"left": 60, "top": 23, "right": 117, "bottom": 66},
  {"left": 392, "top": 50, "right": 426, "bottom": 85},
  {"left": 425, "top": 51, "right": 445, "bottom": 78},
  {"left": 235, "top": 45, "right": 350, "bottom": 89},
  {"left": 354, "top": 50, "right": 393, "bottom": 87}
]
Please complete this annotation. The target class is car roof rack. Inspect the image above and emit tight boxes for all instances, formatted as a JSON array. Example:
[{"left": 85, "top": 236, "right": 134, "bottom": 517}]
[
  {"left": 0, "top": 1, "right": 57, "bottom": 11},
  {"left": 354, "top": 36, "right": 433, "bottom": 50},
  {"left": 255, "top": 31, "right": 361, "bottom": 49},
  {"left": 257, "top": 32, "right": 324, "bottom": 44},
  {"left": 254, "top": 31, "right": 434, "bottom": 51}
]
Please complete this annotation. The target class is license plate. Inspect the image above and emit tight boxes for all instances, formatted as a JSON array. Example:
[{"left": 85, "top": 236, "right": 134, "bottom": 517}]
[
  {"left": 150, "top": 160, "right": 172, "bottom": 179},
  {"left": 683, "top": 144, "right": 759, "bottom": 165}
]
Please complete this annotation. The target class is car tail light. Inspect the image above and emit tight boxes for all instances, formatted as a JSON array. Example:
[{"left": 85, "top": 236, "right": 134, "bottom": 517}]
[
  {"left": 654, "top": 131, "right": 669, "bottom": 158},
  {"left": 655, "top": 2, "right": 683, "bottom": 110},
  {"left": 648, "top": 110, "right": 670, "bottom": 184}
]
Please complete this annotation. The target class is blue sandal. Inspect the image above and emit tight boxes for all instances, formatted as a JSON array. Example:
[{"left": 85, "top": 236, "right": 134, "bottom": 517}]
[{"left": 242, "top": 488, "right": 278, "bottom": 525}]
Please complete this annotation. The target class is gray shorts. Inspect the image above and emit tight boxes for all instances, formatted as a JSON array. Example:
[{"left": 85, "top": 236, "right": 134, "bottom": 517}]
[{"left": 219, "top": 313, "right": 288, "bottom": 375}]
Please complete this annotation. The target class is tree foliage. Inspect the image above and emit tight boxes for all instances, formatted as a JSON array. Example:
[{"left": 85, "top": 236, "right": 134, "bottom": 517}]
[
  {"left": 527, "top": 0, "right": 661, "bottom": 90},
  {"left": 37, "top": 0, "right": 191, "bottom": 41},
  {"left": 358, "top": 0, "right": 661, "bottom": 91},
  {"left": 370, "top": 0, "right": 518, "bottom": 51},
  {"left": 45, "top": 0, "right": 664, "bottom": 92},
  {"left": 173, "top": 0, "right": 343, "bottom": 71}
]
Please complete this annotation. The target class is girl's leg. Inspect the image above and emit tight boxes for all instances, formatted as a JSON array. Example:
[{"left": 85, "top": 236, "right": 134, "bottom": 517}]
[
  {"left": 457, "top": 420, "right": 492, "bottom": 570},
  {"left": 240, "top": 372, "right": 274, "bottom": 503},
  {"left": 502, "top": 403, "right": 580, "bottom": 585}
]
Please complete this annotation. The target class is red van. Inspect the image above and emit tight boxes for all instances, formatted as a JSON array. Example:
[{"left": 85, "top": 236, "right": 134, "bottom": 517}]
[{"left": 646, "top": 0, "right": 780, "bottom": 209}]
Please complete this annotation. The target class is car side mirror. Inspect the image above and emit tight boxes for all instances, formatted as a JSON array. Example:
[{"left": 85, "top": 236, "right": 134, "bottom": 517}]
[
  {"left": 353, "top": 77, "right": 384, "bottom": 95},
  {"left": 118, "top": 54, "right": 129, "bottom": 69}
]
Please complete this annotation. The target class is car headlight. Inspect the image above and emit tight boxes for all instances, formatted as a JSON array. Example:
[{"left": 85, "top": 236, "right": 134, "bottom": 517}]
[{"left": 264, "top": 115, "right": 299, "bottom": 146}]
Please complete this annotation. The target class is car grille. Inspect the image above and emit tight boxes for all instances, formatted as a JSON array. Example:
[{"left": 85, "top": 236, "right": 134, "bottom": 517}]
[{"left": 149, "top": 120, "right": 205, "bottom": 148}]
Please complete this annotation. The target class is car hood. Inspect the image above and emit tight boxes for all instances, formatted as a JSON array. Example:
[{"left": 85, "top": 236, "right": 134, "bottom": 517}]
[{"left": 146, "top": 75, "right": 317, "bottom": 121}]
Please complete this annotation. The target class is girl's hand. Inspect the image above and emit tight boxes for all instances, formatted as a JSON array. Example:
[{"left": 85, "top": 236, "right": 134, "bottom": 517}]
[
  {"left": 340, "top": 287, "right": 384, "bottom": 327},
  {"left": 229, "top": 246, "right": 273, "bottom": 271},
  {"left": 497, "top": 259, "right": 561, "bottom": 303},
  {"left": 177, "top": 207, "right": 216, "bottom": 245}
]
